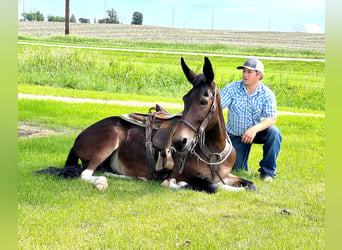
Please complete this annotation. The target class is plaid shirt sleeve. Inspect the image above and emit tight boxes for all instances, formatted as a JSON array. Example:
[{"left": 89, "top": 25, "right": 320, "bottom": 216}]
[
  {"left": 220, "top": 82, "right": 234, "bottom": 109},
  {"left": 263, "top": 88, "right": 277, "bottom": 119}
]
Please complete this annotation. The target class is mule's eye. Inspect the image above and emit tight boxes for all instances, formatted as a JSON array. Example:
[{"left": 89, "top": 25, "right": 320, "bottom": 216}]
[{"left": 199, "top": 100, "right": 208, "bottom": 106}]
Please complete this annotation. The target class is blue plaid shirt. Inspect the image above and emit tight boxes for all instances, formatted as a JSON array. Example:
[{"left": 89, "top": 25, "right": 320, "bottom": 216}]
[{"left": 220, "top": 80, "right": 277, "bottom": 136}]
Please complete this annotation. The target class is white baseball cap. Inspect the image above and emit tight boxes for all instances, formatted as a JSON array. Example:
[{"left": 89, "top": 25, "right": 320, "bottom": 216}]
[{"left": 237, "top": 58, "right": 264, "bottom": 73}]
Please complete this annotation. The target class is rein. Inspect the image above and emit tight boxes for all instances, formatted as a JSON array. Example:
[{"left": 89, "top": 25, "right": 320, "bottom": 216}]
[{"left": 191, "top": 137, "right": 233, "bottom": 166}]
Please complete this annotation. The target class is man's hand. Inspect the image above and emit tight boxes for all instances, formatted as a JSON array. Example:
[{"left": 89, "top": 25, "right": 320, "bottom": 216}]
[
  {"left": 241, "top": 127, "right": 257, "bottom": 144},
  {"left": 241, "top": 118, "right": 276, "bottom": 144}
]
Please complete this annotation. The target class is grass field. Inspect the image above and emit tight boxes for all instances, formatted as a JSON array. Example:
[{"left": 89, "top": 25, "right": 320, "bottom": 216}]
[{"left": 18, "top": 22, "right": 325, "bottom": 249}]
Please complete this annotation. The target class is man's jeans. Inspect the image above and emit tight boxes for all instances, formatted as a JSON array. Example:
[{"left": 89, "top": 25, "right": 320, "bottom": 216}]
[{"left": 229, "top": 126, "right": 282, "bottom": 178}]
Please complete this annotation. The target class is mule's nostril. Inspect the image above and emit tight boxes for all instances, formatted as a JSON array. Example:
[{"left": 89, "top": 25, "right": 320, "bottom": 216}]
[{"left": 173, "top": 138, "right": 188, "bottom": 152}]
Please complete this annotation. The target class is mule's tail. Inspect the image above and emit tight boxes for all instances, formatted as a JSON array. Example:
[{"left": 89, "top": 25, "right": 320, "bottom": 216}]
[
  {"left": 65, "top": 147, "right": 79, "bottom": 166},
  {"left": 34, "top": 165, "right": 85, "bottom": 178},
  {"left": 34, "top": 147, "right": 85, "bottom": 178}
]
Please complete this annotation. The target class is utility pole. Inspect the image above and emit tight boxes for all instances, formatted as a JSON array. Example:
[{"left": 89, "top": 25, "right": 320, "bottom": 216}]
[
  {"left": 65, "top": 0, "right": 70, "bottom": 35},
  {"left": 211, "top": 10, "right": 214, "bottom": 30},
  {"left": 105, "top": 0, "right": 107, "bottom": 23},
  {"left": 172, "top": 4, "right": 175, "bottom": 28},
  {"left": 268, "top": 16, "right": 271, "bottom": 31}
]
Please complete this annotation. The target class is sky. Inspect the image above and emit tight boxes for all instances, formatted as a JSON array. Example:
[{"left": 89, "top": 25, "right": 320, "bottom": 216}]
[{"left": 17, "top": 0, "right": 325, "bottom": 32}]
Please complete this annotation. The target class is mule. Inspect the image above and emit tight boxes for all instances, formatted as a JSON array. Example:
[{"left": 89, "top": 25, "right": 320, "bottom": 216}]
[{"left": 36, "top": 57, "right": 256, "bottom": 193}]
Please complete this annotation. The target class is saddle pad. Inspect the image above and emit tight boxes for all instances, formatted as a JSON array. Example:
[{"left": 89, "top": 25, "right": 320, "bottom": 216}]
[
  {"left": 120, "top": 114, "right": 163, "bottom": 130},
  {"left": 120, "top": 114, "right": 147, "bottom": 128},
  {"left": 132, "top": 111, "right": 183, "bottom": 120}
]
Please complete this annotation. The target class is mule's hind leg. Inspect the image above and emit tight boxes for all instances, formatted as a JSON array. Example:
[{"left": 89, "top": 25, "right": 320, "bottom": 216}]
[
  {"left": 223, "top": 174, "right": 257, "bottom": 191},
  {"left": 81, "top": 161, "right": 109, "bottom": 191},
  {"left": 82, "top": 152, "right": 132, "bottom": 189},
  {"left": 73, "top": 117, "right": 127, "bottom": 190},
  {"left": 79, "top": 149, "right": 125, "bottom": 190}
]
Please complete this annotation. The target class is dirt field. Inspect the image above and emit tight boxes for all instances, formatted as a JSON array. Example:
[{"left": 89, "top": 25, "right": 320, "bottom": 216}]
[
  {"left": 18, "top": 21, "right": 325, "bottom": 52},
  {"left": 18, "top": 122, "right": 60, "bottom": 138}
]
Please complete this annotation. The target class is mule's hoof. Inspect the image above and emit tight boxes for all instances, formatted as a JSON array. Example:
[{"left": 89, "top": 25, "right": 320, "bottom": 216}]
[
  {"left": 161, "top": 179, "right": 169, "bottom": 187},
  {"left": 94, "top": 176, "right": 108, "bottom": 190},
  {"left": 208, "top": 183, "right": 218, "bottom": 194},
  {"left": 246, "top": 183, "right": 257, "bottom": 191},
  {"left": 137, "top": 177, "right": 148, "bottom": 182}
]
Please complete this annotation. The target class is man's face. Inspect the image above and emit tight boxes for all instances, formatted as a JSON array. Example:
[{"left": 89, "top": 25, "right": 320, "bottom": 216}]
[{"left": 242, "top": 68, "right": 259, "bottom": 85}]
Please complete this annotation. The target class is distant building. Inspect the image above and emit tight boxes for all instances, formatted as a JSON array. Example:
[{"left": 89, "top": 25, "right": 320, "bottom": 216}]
[{"left": 291, "top": 24, "right": 324, "bottom": 33}]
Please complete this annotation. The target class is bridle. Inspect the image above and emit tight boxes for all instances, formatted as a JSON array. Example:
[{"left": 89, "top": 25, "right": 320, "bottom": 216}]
[{"left": 177, "top": 88, "right": 233, "bottom": 184}]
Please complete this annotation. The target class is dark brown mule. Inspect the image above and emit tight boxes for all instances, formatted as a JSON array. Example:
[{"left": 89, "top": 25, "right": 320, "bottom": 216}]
[{"left": 36, "top": 57, "right": 256, "bottom": 193}]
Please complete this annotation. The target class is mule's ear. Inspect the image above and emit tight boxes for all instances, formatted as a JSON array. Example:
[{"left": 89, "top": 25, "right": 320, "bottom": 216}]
[
  {"left": 203, "top": 57, "right": 214, "bottom": 85},
  {"left": 181, "top": 57, "right": 197, "bottom": 84}
]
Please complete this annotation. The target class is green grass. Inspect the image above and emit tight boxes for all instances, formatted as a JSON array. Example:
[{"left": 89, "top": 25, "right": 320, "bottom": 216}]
[
  {"left": 19, "top": 84, "right": 325, "bottom": 115},
  {"left": 18, "top": 83, "right": 183, "bottom": 104},
  {"left": 18, "top": 99, "right": 325, "bottom": 249},
  {"left": 18, "top": 34, "right": 325, "bottom": 59},
  {"left": 18, "top": 43, "right": 325, "bottom": 110},
  {"left": 18, "top": 99, "right": 182, "bottom": 132}
]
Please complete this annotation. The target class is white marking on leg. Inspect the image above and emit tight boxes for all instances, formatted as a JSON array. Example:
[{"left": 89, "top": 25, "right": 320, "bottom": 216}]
[
  {"left": 81, "top": 169, "right": 108, "bottom": 190},
  {"left": 177, "top": 181, "right": 188, "bottom": 187},
  {"left": 104, "top": 172, "right": 133, "bottom": 179},
  {"left": 81, "top": 169, "right": 94, "bottom": 181},
  {"left": 163, "top": 178, "right": 189, "bottom": 190},
  {"left": 168, "top": 178, "right": 181, "bottom": 189},
  {"left": 218, "top": 183, "right": 245, "bottom": 191},
  {"left": 104, "top": 172, "right": 148, "bottom": 181}
]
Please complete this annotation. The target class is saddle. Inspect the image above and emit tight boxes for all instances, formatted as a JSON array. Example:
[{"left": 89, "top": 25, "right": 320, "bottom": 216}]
[{"left": 121, "top": 104, "right": 183, "bottom": 177}]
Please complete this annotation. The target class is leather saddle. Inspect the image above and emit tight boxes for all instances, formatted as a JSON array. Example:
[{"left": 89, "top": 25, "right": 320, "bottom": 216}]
[{"left": 121, "top": 104, "right": 183, "bottom": 176}]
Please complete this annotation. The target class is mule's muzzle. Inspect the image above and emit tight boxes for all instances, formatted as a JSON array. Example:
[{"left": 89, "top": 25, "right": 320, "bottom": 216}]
[{"left": 172, "top": 121, "right": 197, "bottom": 153}]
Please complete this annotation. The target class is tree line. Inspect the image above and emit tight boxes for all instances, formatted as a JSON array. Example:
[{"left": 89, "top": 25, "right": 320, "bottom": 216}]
[{"left": 21, "top": 9, "right": 143, "bottom": 25}]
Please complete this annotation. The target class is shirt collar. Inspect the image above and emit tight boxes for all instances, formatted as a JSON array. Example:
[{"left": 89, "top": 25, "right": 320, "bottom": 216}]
[{"left": 240, "top": 80, "right": 263, "bottom": 96}]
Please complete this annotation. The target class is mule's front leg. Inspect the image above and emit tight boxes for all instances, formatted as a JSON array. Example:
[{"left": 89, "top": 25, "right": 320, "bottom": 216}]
[
  {"left": 218, "top": 181, "right": 245, "bottom": 191},
  {"left": 161, "top": 178, "right": 188, "bottom": 189},
  {"left": 81, "top": 169, "right": 108, "bottom": 190}
]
